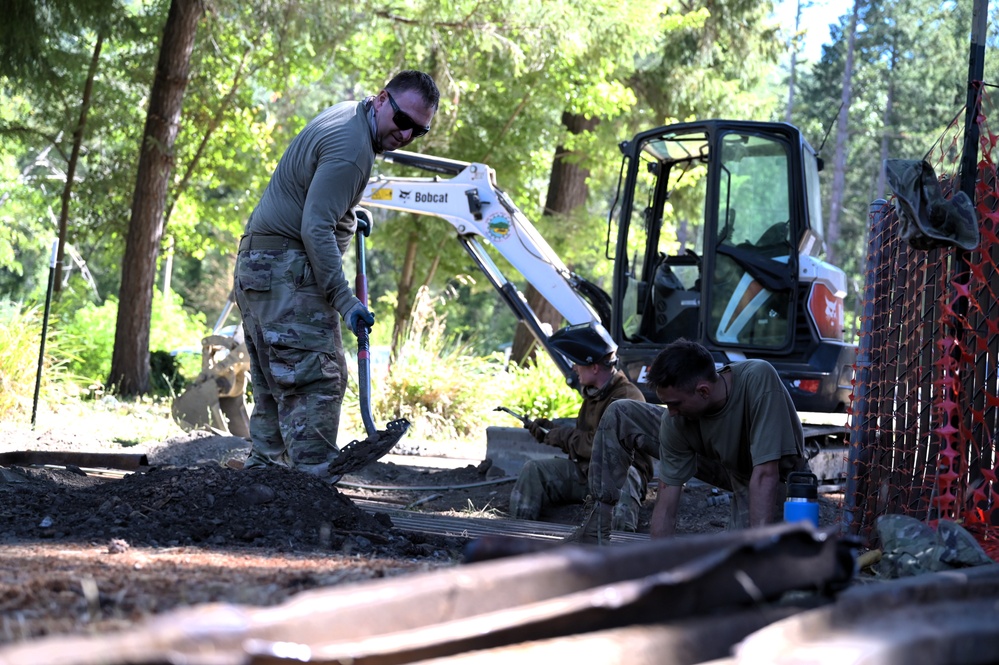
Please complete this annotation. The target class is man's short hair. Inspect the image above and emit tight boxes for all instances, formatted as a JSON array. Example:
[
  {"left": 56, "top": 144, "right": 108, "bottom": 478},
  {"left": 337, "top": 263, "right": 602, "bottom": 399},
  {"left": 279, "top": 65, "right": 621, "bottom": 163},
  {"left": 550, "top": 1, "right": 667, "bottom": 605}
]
[
  {"left": 646, "top": 338, "right": 716, "bottom": 391},
  {"left": 386, "top": 70, "right": 440, "bottom": 111}
]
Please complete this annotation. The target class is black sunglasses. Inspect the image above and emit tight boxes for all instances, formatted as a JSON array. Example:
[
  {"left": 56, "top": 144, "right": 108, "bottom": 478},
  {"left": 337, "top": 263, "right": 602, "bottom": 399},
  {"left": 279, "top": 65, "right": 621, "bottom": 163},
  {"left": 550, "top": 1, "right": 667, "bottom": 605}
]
[{"left": 386, "top": 90, "right": 431, "bottom": 138}]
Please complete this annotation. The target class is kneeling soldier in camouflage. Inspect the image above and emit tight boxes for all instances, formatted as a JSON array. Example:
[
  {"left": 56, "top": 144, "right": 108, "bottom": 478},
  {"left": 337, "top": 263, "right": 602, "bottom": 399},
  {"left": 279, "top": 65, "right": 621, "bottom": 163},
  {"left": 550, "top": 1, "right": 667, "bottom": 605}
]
[{"left": 508, "top": 323, "right": 653, "bottom": 532}]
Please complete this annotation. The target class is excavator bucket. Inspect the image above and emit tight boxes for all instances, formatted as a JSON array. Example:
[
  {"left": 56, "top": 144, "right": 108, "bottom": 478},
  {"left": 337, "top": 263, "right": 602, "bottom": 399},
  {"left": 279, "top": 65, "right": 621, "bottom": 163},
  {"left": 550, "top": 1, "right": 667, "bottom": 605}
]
[{"left": 171, "top": 333, "right": 251, "bottom": 438}]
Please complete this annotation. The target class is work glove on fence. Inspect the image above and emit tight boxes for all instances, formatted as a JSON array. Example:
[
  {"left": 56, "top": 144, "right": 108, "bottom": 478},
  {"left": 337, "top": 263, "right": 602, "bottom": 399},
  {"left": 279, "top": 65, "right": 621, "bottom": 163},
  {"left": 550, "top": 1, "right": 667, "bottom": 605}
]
[
  {"left": 344, "top": 300, "right": 375, "bottom": 335},
  {"left": 526, "top": 418, "right": 554, "bottom": 444}
]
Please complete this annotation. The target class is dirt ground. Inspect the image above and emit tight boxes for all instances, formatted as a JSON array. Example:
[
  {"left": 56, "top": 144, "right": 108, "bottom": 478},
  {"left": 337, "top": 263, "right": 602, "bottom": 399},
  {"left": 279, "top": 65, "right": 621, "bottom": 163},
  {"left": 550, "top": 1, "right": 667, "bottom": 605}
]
[{"left": 0, "top": 419, "right": 844, "bottom": 648}]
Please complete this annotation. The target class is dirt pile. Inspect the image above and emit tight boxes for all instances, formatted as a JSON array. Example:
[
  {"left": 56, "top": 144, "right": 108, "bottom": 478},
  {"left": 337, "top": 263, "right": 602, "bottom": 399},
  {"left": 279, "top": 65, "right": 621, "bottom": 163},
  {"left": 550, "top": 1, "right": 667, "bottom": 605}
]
[{"left": 0, "top": 461, "right": 463, "bottom": 559}]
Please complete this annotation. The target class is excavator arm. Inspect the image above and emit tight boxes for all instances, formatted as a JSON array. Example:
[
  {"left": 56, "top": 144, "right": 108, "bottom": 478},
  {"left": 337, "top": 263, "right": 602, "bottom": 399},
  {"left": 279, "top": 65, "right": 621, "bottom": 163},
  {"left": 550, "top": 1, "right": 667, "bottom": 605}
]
[
  {"left": 361, "top": 150, "right": 604, "bottom": 379},
  {"left": 173, "top": 152, "right": 606, "bottom": 436}
]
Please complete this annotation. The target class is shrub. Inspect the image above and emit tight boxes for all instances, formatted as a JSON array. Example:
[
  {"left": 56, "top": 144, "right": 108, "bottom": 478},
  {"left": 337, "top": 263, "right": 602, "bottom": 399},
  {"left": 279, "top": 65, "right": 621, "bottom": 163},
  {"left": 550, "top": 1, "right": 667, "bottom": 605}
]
[
  {"left": 58, "top": 298, "right": 117, "bottom": 386},
  {"left": 0, "top": 301, "right": 70, "bottom": 420},
  {"left": 373, "top": 287, "right": 506, "bottom": 442},
  {"left": 367, "top": 287, "right": 585, "bottom": 442},
  {"left": 499, "top": 355, "right": 582, "bottom": 421},
  {"left": 149, "top": 292, "right": 209, "bottom": 388},
  {"left": 57, "top": 290, "right": 208, "bottom": 392},
  {"left": 150, "top": 350, "right": 186, "bottom": 396}
]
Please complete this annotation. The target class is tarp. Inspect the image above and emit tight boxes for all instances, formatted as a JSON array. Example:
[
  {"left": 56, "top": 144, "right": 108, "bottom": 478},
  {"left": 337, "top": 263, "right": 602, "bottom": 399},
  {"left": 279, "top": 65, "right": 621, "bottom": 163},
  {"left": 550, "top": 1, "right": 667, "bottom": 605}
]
[{"left": 884, "top": 158, "right": 980, "bottom": 251}]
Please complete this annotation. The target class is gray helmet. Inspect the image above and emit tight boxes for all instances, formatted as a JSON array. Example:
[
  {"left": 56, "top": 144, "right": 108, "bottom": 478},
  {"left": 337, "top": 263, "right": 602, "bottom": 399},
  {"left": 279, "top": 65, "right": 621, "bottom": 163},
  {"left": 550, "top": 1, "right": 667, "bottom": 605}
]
[{"left": 548, "top": 322, "right": 617, "bottom": 366}]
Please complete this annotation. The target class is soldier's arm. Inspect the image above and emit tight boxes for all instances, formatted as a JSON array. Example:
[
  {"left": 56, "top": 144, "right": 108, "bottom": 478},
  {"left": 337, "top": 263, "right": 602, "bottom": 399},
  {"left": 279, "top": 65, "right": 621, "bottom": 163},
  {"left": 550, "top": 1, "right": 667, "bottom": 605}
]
[
  {"left": 650, "top": 481, "right": 683, "bottom": 538},
  {"left": 748, "top": 459, "right": 780, "bottom": 527}
]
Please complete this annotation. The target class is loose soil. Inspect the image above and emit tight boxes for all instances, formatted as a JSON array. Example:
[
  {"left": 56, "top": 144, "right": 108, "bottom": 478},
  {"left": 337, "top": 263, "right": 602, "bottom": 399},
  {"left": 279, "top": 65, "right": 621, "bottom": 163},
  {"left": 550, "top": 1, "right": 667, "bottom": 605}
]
[{"left": 0, "top": 417, "right": 844, "bottom": 647}]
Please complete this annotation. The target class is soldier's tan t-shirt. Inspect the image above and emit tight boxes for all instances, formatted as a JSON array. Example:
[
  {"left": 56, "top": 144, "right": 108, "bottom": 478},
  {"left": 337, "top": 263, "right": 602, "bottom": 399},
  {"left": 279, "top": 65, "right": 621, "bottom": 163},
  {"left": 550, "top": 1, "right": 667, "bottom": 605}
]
[{"left": 657, "top": 359, "right": 804, "bottom": 486}]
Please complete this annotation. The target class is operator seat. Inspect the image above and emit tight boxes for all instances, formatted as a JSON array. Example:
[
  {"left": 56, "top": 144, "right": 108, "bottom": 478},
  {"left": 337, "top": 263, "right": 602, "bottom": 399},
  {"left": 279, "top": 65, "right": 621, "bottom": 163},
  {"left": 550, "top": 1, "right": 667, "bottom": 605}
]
[{"left": 648, "top": 251, "right": 700, "bottom": 342}]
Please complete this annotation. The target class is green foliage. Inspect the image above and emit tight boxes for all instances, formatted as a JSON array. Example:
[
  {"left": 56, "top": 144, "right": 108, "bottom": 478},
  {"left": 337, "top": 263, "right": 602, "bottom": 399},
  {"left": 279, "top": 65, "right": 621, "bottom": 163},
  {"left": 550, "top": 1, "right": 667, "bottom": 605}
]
[
  {"left": 373, "top": 288, "right": 507, "bottom": 441},
  {"left": 0, "top": 301, "right": 70, "bottom": 420},
  {"left": 0, "top": 0, "right": 128, "bottom": 81},
  {"left": 149, "top": 350, "right": 186, "bottom": 397},
  {"left": 498, "top": 356, "right": 583, "bottom": 422},
  {"left": 1, "top": 0, "right": 829, "bottom": 396},
  {"left": 790, "top": 0, "right": 999, "bottom": 334},
  {"left": 149, "top": 292, "right": 210, "bottom": 378},
  {"left": 57, "top": 298, "right": 116, "bottom": 386},
  {"left": 632, "top": 0, "right": 784, "bottom": 126},
  {"left": 57, "top": 290, "right": 208, "bottom": 389}
]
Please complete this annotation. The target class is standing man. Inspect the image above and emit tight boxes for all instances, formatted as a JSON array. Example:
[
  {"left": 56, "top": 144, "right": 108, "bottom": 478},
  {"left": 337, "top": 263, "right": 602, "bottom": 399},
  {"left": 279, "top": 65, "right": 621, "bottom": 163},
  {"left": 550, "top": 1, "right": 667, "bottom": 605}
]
[
  {"left": 508, "top": 322, "right": 653, "bottom": 531},
  {"left": 573, "top": 338, "right": 809, "bottom": 543},
  {"left": 234, "top": 70, "right": 440, "bottom": 476}
]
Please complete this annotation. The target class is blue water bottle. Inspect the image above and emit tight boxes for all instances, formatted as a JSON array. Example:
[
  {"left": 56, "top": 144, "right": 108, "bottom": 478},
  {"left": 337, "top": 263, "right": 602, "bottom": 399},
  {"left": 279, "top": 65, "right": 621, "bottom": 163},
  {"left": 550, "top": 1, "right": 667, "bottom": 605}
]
[{"left": 783, "top": 472, "right": 819, "bottom": 527}]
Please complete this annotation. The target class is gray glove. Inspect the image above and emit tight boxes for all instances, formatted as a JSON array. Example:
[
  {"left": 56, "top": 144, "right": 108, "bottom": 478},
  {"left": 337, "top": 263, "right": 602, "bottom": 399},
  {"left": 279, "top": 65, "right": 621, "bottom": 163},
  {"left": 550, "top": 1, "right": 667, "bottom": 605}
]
[
  {"left": 344, "top": 301, "right": 374, "bottom": 335},
  {"left": 355, "top": 207, "right": 373, "bottom": 237}
]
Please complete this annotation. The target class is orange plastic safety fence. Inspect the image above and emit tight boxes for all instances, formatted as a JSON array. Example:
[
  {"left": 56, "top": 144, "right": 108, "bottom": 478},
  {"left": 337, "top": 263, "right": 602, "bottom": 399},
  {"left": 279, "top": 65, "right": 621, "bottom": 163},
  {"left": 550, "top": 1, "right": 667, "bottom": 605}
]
[{"left": 848, "top": 86, "right": 999, "bottom": 559}]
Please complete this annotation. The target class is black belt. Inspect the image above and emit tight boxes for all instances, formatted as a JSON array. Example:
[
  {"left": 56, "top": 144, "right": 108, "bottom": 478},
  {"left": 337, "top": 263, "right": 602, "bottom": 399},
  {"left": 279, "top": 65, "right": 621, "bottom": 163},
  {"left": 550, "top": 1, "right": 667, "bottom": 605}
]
[{"left": 238, "top": 234, "right": 305, "bottom": 251}]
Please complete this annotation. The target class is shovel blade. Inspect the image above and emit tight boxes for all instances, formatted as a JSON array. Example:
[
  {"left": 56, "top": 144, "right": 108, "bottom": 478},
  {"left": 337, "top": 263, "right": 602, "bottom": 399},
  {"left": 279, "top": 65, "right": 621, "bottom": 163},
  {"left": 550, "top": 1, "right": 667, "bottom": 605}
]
[{"left": 326, "top": 418, "right": 411, "bottom": 480}]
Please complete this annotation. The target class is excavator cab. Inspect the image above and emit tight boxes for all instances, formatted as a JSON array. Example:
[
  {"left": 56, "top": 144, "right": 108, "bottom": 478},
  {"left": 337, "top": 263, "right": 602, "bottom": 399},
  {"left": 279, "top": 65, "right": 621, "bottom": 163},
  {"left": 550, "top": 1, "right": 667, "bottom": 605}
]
[{"left": 609, "top": 121, "right": 854, "bottom": 412}]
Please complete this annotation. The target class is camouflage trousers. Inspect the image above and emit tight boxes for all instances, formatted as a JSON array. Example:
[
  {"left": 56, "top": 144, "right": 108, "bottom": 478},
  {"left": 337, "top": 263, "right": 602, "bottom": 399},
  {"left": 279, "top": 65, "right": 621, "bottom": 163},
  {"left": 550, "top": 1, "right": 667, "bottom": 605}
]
[
  {"left": 234, "top": 248, "right": 347, "bottom": 477},
  {"left": 588, "top": 400, "right": 806, "bottom": 529},
  {"left": 509, "top": 457, "right": 645, "bottom": 532}
]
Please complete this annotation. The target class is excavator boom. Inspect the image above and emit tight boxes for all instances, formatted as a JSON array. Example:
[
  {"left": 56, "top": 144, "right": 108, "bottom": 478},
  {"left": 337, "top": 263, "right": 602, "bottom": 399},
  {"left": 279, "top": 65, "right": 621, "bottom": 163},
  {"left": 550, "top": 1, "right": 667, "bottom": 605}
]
[{"left": 362, "top": 151, "right": 604, "bottom": 379}]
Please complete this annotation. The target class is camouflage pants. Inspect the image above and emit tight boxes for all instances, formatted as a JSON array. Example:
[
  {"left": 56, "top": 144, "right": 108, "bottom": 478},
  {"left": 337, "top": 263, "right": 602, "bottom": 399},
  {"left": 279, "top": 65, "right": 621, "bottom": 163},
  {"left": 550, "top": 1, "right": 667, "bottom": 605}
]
[
  {"left": 509, "top": 457, "right": 645, "bottom": 531},
  {"left": 233, "top": 248, "right": 347, "bottom": 476},
  {"left": 587, "top": 401, "right": 663, "bottom": 507},
  {"left": 588, "top": 400, "right": 806, "bottom": 529}
]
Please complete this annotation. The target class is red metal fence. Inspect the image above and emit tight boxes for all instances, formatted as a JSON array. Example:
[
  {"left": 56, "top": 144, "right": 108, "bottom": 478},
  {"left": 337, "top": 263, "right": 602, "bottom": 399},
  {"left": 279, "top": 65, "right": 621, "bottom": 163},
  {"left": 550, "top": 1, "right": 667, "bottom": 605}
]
[{"left": 847, "top": 89, "right": 999, "bottom": 557}]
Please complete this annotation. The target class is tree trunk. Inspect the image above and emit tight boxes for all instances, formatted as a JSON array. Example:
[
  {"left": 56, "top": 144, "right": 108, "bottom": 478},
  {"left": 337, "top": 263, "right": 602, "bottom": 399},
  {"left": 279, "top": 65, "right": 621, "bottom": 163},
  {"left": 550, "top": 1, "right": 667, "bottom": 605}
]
[
  {"left": 108, "top": 0, "right": 204, "bottom": 396},
  {"left": 55, "top": 32, "right": 104, "bottom": 291},
  {"left": 510, "top": 111, "right": 599, "bottom": 365},
  {"left": 826, "top": 0, "right": 861, "bottom": 265},
  {"left": 875, "top": 38, "right": 896, "bottom": 201},
  {"left": 784, "top": 0, "right": 802, "bottom": 123}
]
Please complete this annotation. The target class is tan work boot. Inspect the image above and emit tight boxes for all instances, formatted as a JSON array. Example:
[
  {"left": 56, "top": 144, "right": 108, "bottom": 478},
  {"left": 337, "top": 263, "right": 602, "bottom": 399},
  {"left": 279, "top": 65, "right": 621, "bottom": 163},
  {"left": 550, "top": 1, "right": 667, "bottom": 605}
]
[
  {"left": 612, "top": 495, "right": 640, "bottom": 532},
  {"left": 564, "top": 500, "right": 613, "bottom": 545}
]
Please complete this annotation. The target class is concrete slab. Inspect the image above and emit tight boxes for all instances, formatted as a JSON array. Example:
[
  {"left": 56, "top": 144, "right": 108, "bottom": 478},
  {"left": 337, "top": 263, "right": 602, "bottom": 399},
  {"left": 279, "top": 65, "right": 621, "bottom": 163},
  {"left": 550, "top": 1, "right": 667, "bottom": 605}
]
[
  {"left": 380, "top": 453, "right": 484, "bottom": 470},
  {"left": 484, "top": 426, "right": 568, "bottom": 477}
]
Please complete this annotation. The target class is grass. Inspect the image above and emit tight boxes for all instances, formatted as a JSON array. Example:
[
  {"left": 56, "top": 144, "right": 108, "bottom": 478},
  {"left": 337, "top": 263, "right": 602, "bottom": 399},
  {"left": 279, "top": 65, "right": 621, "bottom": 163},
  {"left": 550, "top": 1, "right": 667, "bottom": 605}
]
[
  {"left": 0, "top": 395, "right": 188, "bottom": 453},
  {"left": 1, "top": 293, "right": 582, "bottom": 456},
  {"left": 0, "top": 303, "right": 63, "bottom": 420},
  {"left": 452, "top": 499, "right": 506, "bottom": 519}
]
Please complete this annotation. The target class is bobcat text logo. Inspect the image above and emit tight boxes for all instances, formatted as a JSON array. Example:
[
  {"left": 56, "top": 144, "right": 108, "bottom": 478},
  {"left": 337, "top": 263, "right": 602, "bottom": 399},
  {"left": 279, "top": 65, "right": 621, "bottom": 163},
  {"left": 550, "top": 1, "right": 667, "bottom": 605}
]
[{"left": 415, "top": 192, "right": 448, "bottom": 203}]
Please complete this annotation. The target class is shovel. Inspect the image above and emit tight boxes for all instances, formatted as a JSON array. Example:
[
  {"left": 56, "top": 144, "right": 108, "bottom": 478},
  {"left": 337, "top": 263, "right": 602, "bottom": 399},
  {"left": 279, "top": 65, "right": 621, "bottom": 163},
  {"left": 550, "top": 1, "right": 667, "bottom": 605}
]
[{"left": 326, "top": 211, "right": 411, "bottom": 480}]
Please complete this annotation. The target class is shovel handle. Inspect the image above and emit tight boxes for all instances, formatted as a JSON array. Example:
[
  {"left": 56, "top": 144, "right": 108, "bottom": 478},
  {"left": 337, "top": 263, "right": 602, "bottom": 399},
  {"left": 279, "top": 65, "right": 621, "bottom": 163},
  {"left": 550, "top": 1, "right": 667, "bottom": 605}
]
[
  {"left": 356, "top": 325, "right": 376, "bottom": 437},
  {"left": 355, "top": 228, "right": 378, "bottom": 438}
]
